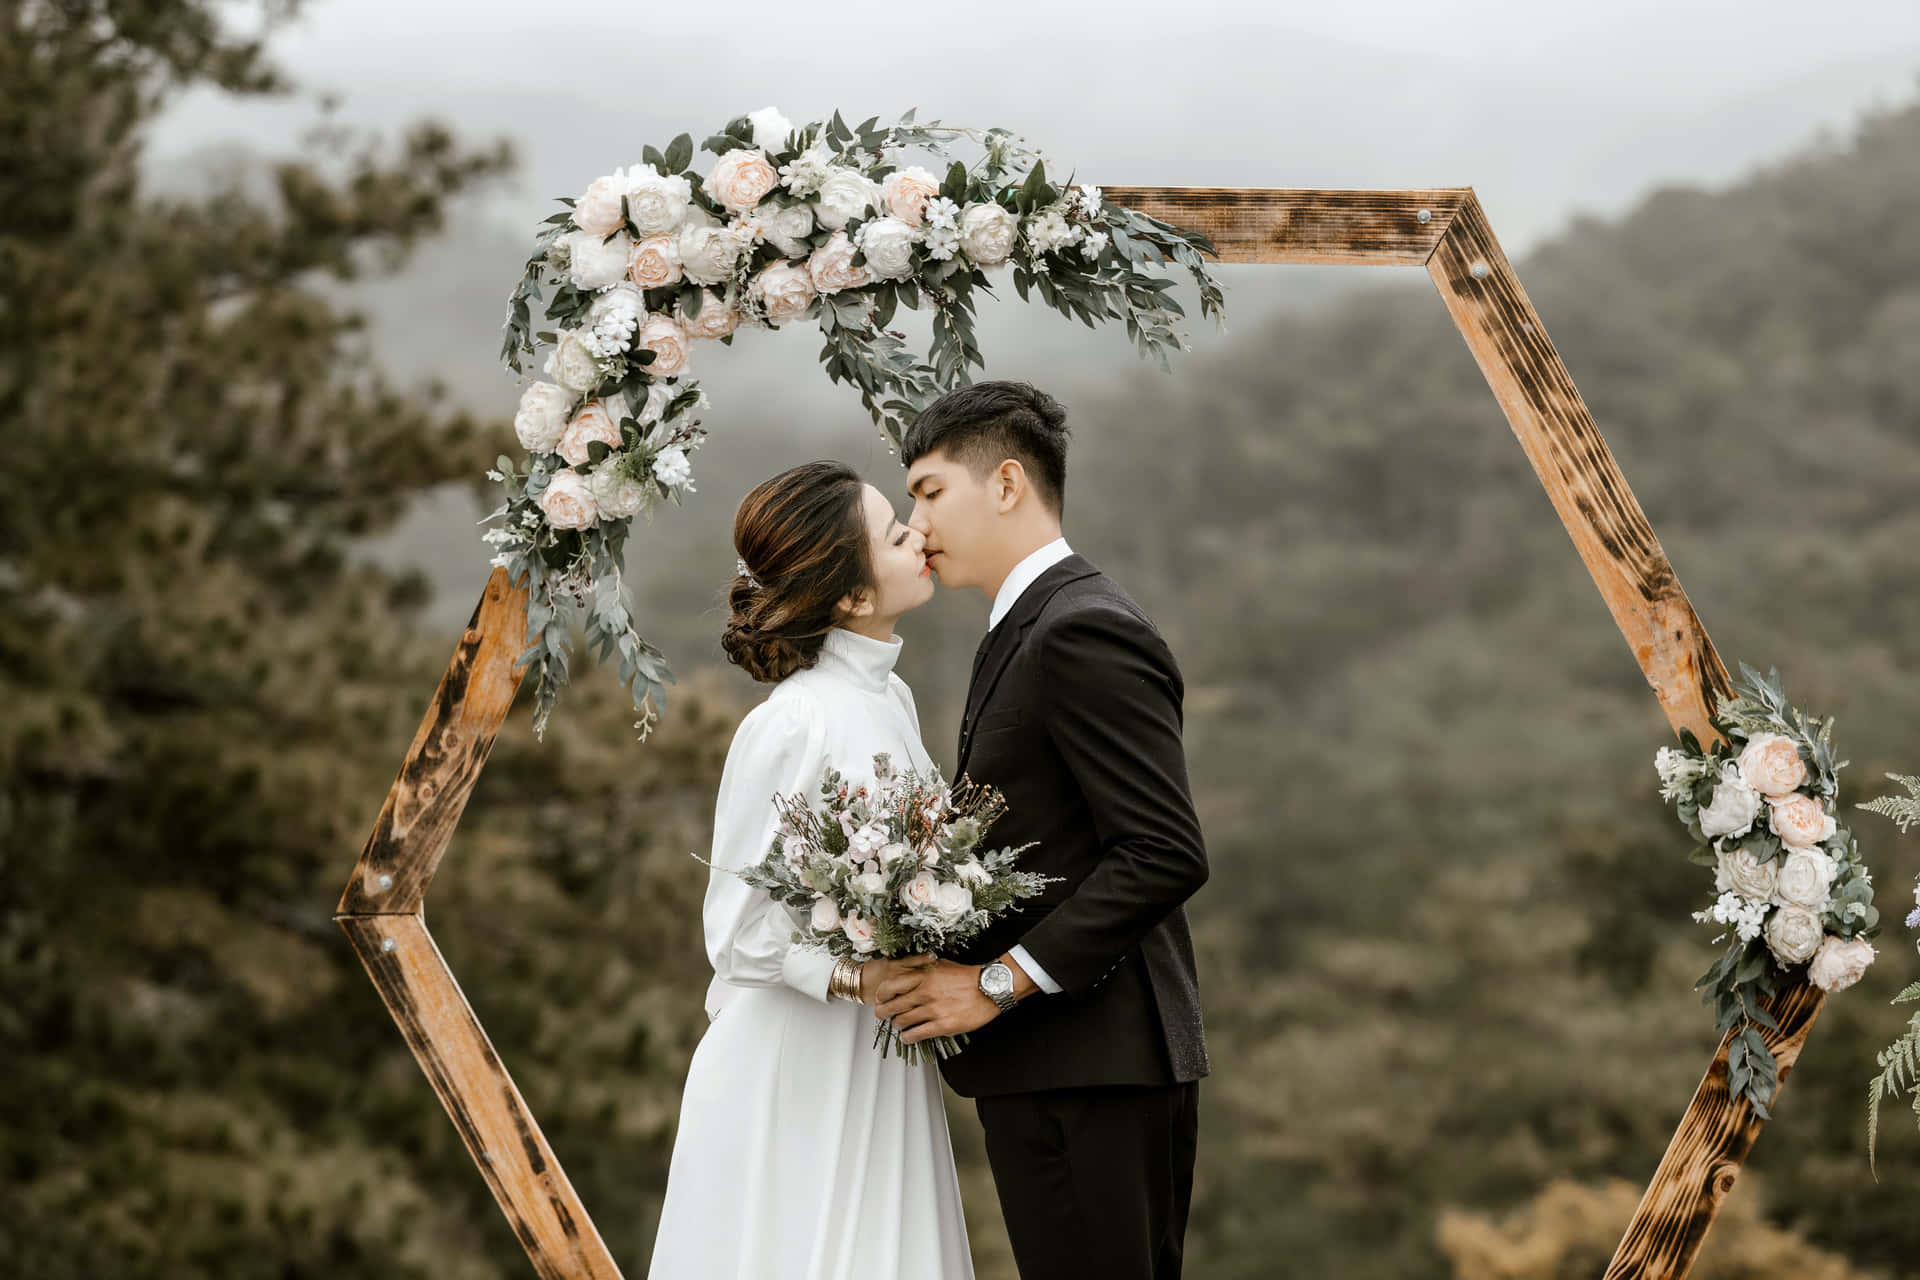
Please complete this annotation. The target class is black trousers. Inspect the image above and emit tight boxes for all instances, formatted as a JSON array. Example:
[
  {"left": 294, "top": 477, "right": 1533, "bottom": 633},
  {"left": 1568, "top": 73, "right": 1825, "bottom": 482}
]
[{"left": 975, "top": 1081, "right": 1200, "bottom": 1280}]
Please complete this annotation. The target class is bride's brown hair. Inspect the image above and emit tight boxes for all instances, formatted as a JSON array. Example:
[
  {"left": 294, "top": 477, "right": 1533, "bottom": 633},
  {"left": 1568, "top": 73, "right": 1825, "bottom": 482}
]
[{"left": 722, "top": 461, "right": 874, "bottom": 683}]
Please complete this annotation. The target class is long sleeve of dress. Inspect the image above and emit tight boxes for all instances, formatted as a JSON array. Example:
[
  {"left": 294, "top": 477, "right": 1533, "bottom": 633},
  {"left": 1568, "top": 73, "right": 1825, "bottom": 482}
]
[{"left": 702, "top": 694, "right": 839, "bottom": 1004}]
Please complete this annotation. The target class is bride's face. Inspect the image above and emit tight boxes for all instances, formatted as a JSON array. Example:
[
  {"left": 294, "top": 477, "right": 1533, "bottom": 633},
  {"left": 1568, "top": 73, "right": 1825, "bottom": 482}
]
[{"left": 851, "top": 483, "right": 934, "bottom": 621}]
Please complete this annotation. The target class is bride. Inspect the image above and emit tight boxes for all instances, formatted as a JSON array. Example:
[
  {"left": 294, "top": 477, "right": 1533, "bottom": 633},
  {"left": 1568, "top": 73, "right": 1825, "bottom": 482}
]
[{"left": 647, "top": 460, "right": 974, "bottom": 1279}]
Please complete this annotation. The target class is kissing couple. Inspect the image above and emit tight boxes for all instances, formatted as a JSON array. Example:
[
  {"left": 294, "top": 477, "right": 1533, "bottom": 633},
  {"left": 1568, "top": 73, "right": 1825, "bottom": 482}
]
[{"left": 648, "top": 381, "right": 1210, "bottom": 1280}]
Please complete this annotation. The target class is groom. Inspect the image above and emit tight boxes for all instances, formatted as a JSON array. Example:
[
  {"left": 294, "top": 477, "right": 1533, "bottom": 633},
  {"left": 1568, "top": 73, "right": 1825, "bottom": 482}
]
[{"left": 875, "top": 380, "right": 1210, "bottom": 1279}]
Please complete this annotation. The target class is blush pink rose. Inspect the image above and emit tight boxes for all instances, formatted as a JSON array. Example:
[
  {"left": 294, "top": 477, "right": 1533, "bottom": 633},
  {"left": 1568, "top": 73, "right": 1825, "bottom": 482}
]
[
  {"left": 537, "top": 470, "right": 598, "bottom": 529},
  {"left": 679, "top": 290, "right": 740, "bottom": 340},
  {"left": 571, "top": 173, "right": 628, "bottom": 237},
  {"left": 1738, "top": 732, "right": 1809, "bottom": 797},
  {"left": 750, "top": 261, "right": 817, "bottom": 325},
  {"left": 626, "top": 235, "right": 682, "bottom": 289},
  {"left": 807, "top": 231, "right": 873, "bottom": 295},
  {"left": 1768, "top": 792, "right": 1837, "bottom": 849},
  {"left": 899, "top": 870, "right": 940, "bottom": 913},
  {"left": 841, "top": 913, "right": 877, "bottom": 954},
  {"left": 706, "top": 148, "right": 779, "bottom": 214},
  {"left": 1808, "top": 934, "right": 1875, "bottom": 992},
  {"left": 556, "top": 399, "right": 624, "bottom": 467},
  {"left": 881, "top": 166, "right": 941, "bottom": 227},
  {"left": 635, "top": 313, "right": 689, "bottom": 377}
]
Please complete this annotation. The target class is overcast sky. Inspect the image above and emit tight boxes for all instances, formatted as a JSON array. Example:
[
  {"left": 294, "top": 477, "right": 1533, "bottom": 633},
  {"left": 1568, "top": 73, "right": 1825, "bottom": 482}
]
[{"left": 157, "top": 0, "right": 1920, "bottom": 254}]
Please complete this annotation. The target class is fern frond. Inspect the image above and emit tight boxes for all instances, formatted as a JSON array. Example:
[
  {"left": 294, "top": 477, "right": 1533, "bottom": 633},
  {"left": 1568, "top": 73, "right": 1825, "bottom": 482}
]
[
  {"left": 1896, "top": 980, "right": 1920, "bottom": 1004},
  {"left": 1858, "top": 773, "right": 1920, "bottom": 833}
]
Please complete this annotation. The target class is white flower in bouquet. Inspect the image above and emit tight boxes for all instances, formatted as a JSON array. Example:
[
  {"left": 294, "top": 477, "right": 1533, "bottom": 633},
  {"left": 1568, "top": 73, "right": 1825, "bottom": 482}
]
[
  {"left": 1695, "top": 890, "right": 1769, "bottom": 942},
  {"left": 537, "top": 469, "right": 599, "bottom": 529},
  {"left": 1698, "top": 763, "right": 1763, "bottom": 841},
  {"left": 1716, "top": 845, "right": 1778, "bottom": 902},
  {"left": 707, "top": 147, "right": 780, "bottom": 214},
  {"left": 810, "top": 895, "right": 843, "bottom": 933},
  {"left": 1080, "top": 228, "right": 1110, "bottom": 261},
  {"left": 931, "top": 881, "right": 973, "bottom": 925},
  {"left": 854, "top": 215, "right": 919, "bottom": 280},
  {"left": 1069, "top": 183, "right": 1103, "bottom": 216},
  {"left": 853, "top": 870, "right": 889, "bottom": 898},
  {"left": 877, "top": 842, "right": 911, "bottom": 867},
  {"left": 881, "top": 165, "right": 941, "bottom": 226},
  {"left": 842, "top": 913, "right": 878, "bottom": 954},
  {"left": 1808, "top": 934, "right": 1875, "bottom": 992},
  {"left": 514, "top": 382, "right": 575, "bottom": 454},
  {"left": 1768, "top": 792, "right": 1836, "bottom": 848},
  {"left": 1764, "top": 905, "right": 1823, "bottom": 966},
  {"left": 808, "top": 231, "right": 874, "bottom": 295},
  {"left": 747, "top": 106, "right": 796, "bottom": 151},
  {"left": 757, "top": 202, "right": 817, "bottom": 258},
  {"left": 1737, "top": 732, "right": 1809, "bottom": 796},
  {"left": 584, "top": 283, "right": 645, "bottom": 357},
  {"left": 679, "top": 290, "right": 740, "bottom": 340},
  {"left": 572, "top": 171, "right": 632, "bottom": 237},
  {"left": 557, "top": 399, "right": 624, "bottom": 467},
  {"left": 1024, "top": 207, "right": 1081, "bottom": 256},
  {"left": 953, "top": 858, "right": 991, "bottom": 888},
  {"left": 588, "top": 461, "right": 649, "bottom": 520},
  {"left": 635, "top": 313, "right": 690, "bottom": 378},
  {"left": 899, "top": 870, "right": 940, "bottom": 914},
  {"left": 778, "top": 144, "right": 834, "bottom": 198},
  {"left": 564, "top": 228, "right": 634, "bottom": 291},
  {"left": 635, "top": 378, "right": 675, "bottom": 425},
  {"left": 750, "top": 261, "right": 818, "bottom": 326},
  {"left": 957, "top": 202, "right": 1016, "bottom": 266},
  {"left": 847, "top": 821, "right": 888, "bottom": 860},
  {"left": 675, "top": 212, "right": 749, "bottom": 286},
  {"left": 545, "top": 328, "right": 606, "bottom": 395},
  {"left": 650, "top": 445, "right": 695, "bottom": 491},
  {"left": 1654, "top": 745, "right": 1714, "bottom": 803},
  {"left": 623, "top": 168, "right": 693, "bottom": 236},
  {"left": 626, "top": 234, "right": 683, "bottom": 289},
  {"left": 813, "top": 169, "right": 879, "bottom": 230},
  {"left": 1772, "top": 847, "right": 1836, "bottom": 911}
]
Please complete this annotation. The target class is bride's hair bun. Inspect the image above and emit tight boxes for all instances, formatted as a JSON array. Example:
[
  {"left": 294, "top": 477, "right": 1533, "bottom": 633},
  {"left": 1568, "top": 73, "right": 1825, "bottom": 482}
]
[{"left": 722, "top": 461, "right": 873, "bottom": 684}]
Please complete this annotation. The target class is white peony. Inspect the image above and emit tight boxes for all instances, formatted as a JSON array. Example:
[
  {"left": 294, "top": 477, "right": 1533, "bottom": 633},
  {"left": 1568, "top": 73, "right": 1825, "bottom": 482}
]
[
  {"left": 635, "top": 378, "right": 675, "bottom": 425},
  {"left": 809, "top": 895, "right": 842, "bottom": 934},
  {"left": 881, "top": 165, "right": 941, "bottom": 227},
  {"left": 675, "top": 213, "right": 749, "bottom": 286},
  {"left": 750, "top": 260, "right": 818, "bottom": 325},
  {"left": 1698, "top": 763, "right": 1763, "bottom": 841},
  {"left": 556, "top": 399, "right": 624, "bottom": 467},
  {"left": 543, "top": 329, "right": 604, "bottom": 396},
  {"left": 571, "top": 172, "right": 630, "bottom": 237},
  {"left": 650, "top": 445, "right": 694, "bottom": 491},
  {"left": 513, "top": 382, "right": 575, "bottom": 454},
  {"left": 706, "top": 147, "right": 780, "bottom": 215},
  {"left": 807, "top": 231, "right": 873, "bottom": 295},
  {"left": 931, "top": 881, "right": 973, "bottom": 925},
  {"left": 957, "top": 202, "right": 1017, "bottom": 266},
  {"left": 1773, "top": 847, "right": 1836, "bottom": 911},
  {"left": 564, "top": 228, "right": 633, "bottom": 291},
  {"left": 758, "top": 202, "right": 817, "bottom": 258},
  {"left": 537, "top": 470, "right": 598, "bottom": 529},
  {"left": 1716, "top": 845, "right": 1778, "bottom": 902},
  {"left": 813, "top": 169, "right": 879, "bottom": 231},
  {"left": 1764, "top": 906, "right": 1824, "bottom": 966},
  {"left": 1808, "top": 934, "right": 1875, "bottom": 992},
  {"left": 587, "top": 462, "right": 649, "bottom": 520},
  {"left": 626, "top": 234, "right": 682, "bottom": 289},
  {"left": 635, "top": 313, "right": 690, "bottom": 378},
  {"left": 747, "top": 106, "right": 796, "bottom": 152},
  {"left": 854, "top": 215, "right": 920, "bottom": 280},
  {"left": 623, "top": 168, "right": 693, "bottom": 236}
]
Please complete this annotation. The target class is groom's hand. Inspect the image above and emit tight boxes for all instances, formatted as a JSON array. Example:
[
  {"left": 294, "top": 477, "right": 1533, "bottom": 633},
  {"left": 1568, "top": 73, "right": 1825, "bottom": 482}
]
[{"left": 875, "top": 958, "right": 1001, "bottom": 1044}]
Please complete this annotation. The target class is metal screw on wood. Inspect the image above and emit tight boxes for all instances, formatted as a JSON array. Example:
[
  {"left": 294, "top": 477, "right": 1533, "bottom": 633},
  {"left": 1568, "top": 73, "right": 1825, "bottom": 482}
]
[
  {"left": 1471, "top": 261, "right": 1490, "bottom": 279},
  {"left": 1416, "top": 208, "right": 1432, "bottom": 224},
  {"left": 381, "top": 938, "right": 396, "bottom": 953},
  {"left": 377, "top": 874, "right": 394, "bottom": 890}
]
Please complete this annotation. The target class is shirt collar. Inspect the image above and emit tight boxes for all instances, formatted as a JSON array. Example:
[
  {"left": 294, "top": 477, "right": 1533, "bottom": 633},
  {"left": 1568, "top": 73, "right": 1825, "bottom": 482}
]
[
  {"left": 988, "top": 537, "right": 1073, "bottom": 632},
  {"left": 816, "top": 626, "right": 904, "bottom": 693}
]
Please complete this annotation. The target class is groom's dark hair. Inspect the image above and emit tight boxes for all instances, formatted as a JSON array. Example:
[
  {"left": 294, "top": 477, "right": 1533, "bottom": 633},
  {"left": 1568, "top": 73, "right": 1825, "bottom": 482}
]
[{"left": 901, "top": 381, "right": 1071, "bottom": 514}]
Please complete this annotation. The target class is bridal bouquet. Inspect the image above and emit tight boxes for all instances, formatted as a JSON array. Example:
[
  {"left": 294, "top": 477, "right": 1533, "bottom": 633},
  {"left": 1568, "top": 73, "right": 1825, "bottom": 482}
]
[
  {"left": 737, "top": 752, "right": 1053, "bottom": 1064},
  {"left": 1656, "top": 663, "right": 1879, "bottom": 1116}
]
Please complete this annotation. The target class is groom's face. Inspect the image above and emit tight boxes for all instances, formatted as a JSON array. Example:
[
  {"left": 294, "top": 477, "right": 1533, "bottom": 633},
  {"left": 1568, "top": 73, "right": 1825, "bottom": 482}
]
[{"left": 905, "top": 447, "right": 997, "bottom": 593}]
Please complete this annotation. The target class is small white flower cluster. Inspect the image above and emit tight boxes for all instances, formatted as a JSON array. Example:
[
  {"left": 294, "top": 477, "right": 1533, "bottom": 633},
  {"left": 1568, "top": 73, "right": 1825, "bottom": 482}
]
[
  {"left": 1021, "top": 184, "right": 1112, "bottom": 268},
  {"left": 1659, "top": 721, "right": 1878, "bottom": 991}
]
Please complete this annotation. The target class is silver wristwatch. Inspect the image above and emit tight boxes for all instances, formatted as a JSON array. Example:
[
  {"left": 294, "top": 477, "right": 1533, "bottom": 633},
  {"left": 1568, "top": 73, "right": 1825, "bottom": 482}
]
[{"left": 978, "top": 960, "right": 1018, "bottom": 1012}]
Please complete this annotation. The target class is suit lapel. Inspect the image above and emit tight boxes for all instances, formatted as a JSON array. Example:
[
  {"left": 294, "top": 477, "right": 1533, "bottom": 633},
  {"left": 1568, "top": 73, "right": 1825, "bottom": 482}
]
[{"left": 957, "top": 554, "right": 1099, "bottom": 775}]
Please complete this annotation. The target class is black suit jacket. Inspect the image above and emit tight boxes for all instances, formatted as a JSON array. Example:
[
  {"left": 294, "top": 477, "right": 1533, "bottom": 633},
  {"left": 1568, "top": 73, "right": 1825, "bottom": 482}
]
[{"left": 937, "top": 554, "right": 1210, "bottom": 1098}]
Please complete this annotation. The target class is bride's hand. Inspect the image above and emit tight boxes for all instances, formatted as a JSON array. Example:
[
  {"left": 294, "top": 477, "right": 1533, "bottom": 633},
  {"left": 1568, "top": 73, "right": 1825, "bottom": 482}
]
[{"left": 860, "top": 953, "right": 937, "bottom": 1007}]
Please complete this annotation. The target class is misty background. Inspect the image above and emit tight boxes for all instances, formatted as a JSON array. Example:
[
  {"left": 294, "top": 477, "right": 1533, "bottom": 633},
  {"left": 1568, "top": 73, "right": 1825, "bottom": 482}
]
[{"left": 10, "top": 1, "right": 1920, "bottom": 1276}]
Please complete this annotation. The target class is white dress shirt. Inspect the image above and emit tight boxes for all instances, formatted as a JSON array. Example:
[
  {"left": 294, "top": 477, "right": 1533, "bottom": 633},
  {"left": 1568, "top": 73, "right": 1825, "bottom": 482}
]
[{"left": 987, "top": 537, "right": 1074, "bottom": 996}]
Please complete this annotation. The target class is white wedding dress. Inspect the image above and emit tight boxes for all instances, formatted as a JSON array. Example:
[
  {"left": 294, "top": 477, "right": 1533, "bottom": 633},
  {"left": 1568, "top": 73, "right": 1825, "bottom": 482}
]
[{"left": 648, "top": 626, "right": 975, "bottom": 1280}]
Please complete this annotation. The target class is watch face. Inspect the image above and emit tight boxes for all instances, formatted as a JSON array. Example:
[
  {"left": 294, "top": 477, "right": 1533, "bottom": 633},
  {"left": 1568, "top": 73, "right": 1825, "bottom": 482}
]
[{"left": 981, "top": 963, "right": 1013, "bottom": 997}]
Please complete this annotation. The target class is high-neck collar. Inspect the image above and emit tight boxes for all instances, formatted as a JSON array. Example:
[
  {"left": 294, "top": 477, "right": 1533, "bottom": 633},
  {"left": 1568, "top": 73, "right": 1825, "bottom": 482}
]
[{"left": 815, "top": 626, "right": 904, "bottom": 693}]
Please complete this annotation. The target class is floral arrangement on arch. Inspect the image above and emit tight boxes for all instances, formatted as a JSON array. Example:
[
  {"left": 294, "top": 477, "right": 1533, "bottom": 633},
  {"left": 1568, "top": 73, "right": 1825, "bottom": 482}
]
[
  {"left": 1655, "top": 664, "right": 1879, "bottom": 1116},
  {"left": 484, "top": 107, "right": 1225, "bottom": 740}
]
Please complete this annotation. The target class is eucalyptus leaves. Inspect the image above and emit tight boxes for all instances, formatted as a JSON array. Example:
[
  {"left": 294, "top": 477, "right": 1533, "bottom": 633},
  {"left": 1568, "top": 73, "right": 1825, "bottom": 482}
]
[
  {"left": 488, "top": 107, "right": 1224, "bottom": 740},
  {"left": 1656, "top": 664, "right": 1878, "bottom": 1116}
]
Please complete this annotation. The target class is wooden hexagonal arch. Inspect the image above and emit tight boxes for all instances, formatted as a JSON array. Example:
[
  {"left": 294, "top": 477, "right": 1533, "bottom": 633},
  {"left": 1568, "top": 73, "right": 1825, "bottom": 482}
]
[{"left": 336, "top": 186, "right": 1824, "bottom": 1280}]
